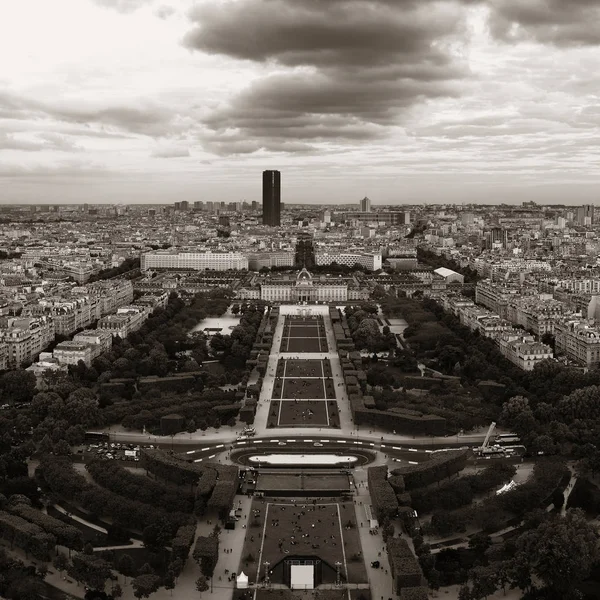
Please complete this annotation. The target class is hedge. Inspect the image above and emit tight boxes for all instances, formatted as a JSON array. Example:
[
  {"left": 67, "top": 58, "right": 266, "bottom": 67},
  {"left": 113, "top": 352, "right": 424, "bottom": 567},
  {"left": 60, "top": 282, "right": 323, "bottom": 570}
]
[
  {"left": 193, "top": 535, "right": 219, "bottom": 577},
  {"left": 141, "top": 449, "right": 203, "bottom": 486},
  {"left": 197, "top": 469, "right": 218, "bottom": 498},
  {"left": 207, "top": 463, "right": 239, "bottom": 483},
  {"left": 171, "top": 524, "right": 196, "bottom": 562},
  {"left": 207, "top": 481, "right": 237, "bottom": 517},
  {"left": 410, "top": 463, "right": 516, "bottom": 514},
  {"left": 429, "top": 458, "right": 570, "bottom": 537},
  {"left": 0, "top": 511, "right": 56, "bottom": 561},
  {"left": 387, "top": 537, "right": 423, "bottom": 590},
  {"left": 8, "top": 502, "right": 83, "bottom": 550},
  {"left": 368, "top": 466, "right": 398, "bottom": 522},
  {"left": 400, "top": 587, "right": 429, "bottom": 600},
  {"left": 391, "top": 449, "right": 469, "bottom": 490},
  {"left": 354, "top": 407, "right": 446, "bottom": 436},
  {"left": 388, "top": 475, "right": 405, "bottom": 493}
]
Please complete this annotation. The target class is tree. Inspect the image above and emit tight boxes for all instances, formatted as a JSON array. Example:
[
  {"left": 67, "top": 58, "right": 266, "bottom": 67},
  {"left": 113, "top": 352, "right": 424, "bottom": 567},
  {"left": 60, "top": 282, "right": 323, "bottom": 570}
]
[
  {"left": 38, "top": 434, "right": 54, "bottom": 456},
  {"left": 500, "top": 396, "right": 533, "bottom": 429},
  {"left": 132, "top": 574, "right": 161, "bottom": 599},
  {"left": 468, "top": 532, "right": 492, "bottom": 558},
  {"left": 0, "top": 370, "right": 37, "bottom": 404},
  {"left": 196, "top": 574, "right": 209, "bottom": 594},
  {"left": 54, "top": 439, "right": 72, "bottom": 456},
  {"left": 112, "top": 583, "right": 123, "bottom": 599},
  {"left": 513, "top": 509, "right": 599, "bottom": 596},
  {"left": 138, "top": 562, "right": 155, "bottom": 576},
  {"left": 118, "top": 553, "right": 135, "bottom": 583},
  {"left": 53, "top": 552, "right": 69, "bottom": 573},
  {"left": 164, "top": 572, "right": 176, "bottom": 596}
]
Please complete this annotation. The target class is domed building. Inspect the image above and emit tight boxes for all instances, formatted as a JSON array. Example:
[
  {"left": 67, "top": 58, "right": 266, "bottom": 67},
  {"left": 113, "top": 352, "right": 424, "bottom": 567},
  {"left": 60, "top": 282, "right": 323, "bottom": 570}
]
[{"left": 237, "top": 268, "right": 369, "bottom": 303}]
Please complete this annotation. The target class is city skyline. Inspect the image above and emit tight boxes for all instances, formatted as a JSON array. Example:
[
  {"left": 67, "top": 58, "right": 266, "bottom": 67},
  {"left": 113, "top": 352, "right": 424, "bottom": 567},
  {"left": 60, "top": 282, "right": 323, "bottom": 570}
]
[{"left": 2, "top": 0, "right": 600, "bottom": 205}]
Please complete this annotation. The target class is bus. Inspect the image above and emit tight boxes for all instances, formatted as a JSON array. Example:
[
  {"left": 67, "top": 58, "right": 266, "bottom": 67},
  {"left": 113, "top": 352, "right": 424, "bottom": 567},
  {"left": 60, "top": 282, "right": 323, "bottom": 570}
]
[
  {"left": 495, "top": 434, "right": 520, "bottom": 444},
  {"left": 85, "top": 431, "right": 110, "bottom": 443}
]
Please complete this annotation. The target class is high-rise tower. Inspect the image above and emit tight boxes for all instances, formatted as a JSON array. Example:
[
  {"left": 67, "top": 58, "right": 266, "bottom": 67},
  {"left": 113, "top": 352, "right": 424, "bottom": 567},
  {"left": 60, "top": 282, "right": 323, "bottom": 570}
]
[
  {"left": 262, "top": 170, "right": 281, "bottom": 226},
  {"left": 359, "top": 196, "right": 371, "bottom": 212}
]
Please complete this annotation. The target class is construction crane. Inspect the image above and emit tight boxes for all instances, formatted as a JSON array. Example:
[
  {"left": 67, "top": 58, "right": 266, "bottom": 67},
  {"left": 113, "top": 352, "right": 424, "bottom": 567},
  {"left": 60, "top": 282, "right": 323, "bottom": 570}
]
[
  {"left": 477, "top": 422, "right": 504, "bottom": 456},
  {"left": 481, "top": 422, "right": 496, "bottom": 450}
]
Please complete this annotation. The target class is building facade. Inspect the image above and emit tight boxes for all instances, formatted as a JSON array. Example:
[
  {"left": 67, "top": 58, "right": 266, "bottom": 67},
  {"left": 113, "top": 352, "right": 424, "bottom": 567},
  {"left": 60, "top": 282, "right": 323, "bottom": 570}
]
[
  {"left": 314, "top": 252, "right": 382, "bottom": 271},
  {"left": 262, "top": 170, "right": 281, "bottom": 227},
  {"left": 141, "top": 251, "right": 249, "bottom": 271},
  {"left": 554, "top": 320, "right": 600, "bottom": 369}
]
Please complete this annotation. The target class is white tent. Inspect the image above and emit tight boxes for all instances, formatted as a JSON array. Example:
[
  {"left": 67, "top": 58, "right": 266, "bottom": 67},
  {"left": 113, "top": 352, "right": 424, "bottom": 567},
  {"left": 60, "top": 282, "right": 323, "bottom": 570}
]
[
  {"left": 290, "top": 565, "right": 314, "bottom": 590},
  {"left": 236, "top": 572, "right": 249, "bottom": 589}
]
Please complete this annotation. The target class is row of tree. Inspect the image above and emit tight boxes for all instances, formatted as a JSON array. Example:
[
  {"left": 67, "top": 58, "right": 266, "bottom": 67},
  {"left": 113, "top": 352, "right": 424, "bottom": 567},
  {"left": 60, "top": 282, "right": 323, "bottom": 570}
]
[
  {"left": 38, "top": 456, "right": 192, "bottom": 541},
  {"left": 85, "top": 459, "right": 195, "bottom": 514}
]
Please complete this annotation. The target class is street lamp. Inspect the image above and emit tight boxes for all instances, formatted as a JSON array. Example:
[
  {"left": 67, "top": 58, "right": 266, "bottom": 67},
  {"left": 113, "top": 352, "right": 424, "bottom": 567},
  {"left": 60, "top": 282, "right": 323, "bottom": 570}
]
[{"left": 334, "top": 562, "right": 342, "bottom": 587}]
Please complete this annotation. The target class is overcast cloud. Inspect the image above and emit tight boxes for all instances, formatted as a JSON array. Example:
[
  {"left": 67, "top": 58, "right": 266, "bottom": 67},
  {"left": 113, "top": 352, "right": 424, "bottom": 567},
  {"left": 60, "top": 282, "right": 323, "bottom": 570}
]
[{"left": 1, "top": 0, "right": 599, "bottom": 204}]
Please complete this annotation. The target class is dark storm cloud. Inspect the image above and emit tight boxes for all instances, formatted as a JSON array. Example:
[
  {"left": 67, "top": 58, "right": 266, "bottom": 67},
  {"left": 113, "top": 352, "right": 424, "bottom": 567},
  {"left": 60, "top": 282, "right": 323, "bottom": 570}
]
[
  {"left": 184, "top": 0, "right": 459, "bottom": 67},
  {"left": 184, "top": 0, "right": 472, "bottom": 154},
  {"left": 489, "top": 0, "right": 600, "bottom": 46}
]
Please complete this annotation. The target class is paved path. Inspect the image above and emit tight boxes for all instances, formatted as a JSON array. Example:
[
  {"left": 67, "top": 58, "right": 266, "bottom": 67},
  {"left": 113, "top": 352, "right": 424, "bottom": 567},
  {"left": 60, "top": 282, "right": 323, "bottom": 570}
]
[
  {"left": 352, "top": 460, "right": 396, "bottom": 600},
  {"left": 254, "top": 307, "right": 352, "bottom": 435},
  {"left": 54, "top": 504, "right": 107, "bottom": 534}
]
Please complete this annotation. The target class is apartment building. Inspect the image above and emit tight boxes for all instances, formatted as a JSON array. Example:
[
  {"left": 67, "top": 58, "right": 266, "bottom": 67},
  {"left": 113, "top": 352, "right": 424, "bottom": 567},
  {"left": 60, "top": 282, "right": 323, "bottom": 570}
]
[
  {"left": 97, "top": 305, "right": 150, "bottom": 338},
  {"left": 53, "top": 341, "right": 93, "bottom": 367},
  {"left": 314, "top": 251, "right": 382, "bottom": 271},
  {"left": 554, "top": 320, "right": 600, "bottom": 369},
  {"left": 83, "top": 280, "right": 134, "bottom": 314},
  {"left": 73, "top": 329, "right": 113, "bottom": 361},
  {"left": 247, "top": 251, "right": 295, "bottom": 271},
  {"left": 26, "top": 297, "right": 98, "bottom": 337},
  {"left": 135, "top": 292, "right": 169, "bottom": 310},
  {"left": 505, "top": 297, "right": 568, "bottom": 336},
  {"left": 475, "top": 280, "right": 536, "bottom": 319},
  {"left": 140, "top": 251, "right": 249, "bottom": 271},
  {"left": 0, "top": 342, "right": 7, "bottom": 370},
  {"left": 0, "top": 316, "right": 55, "bottom": 368},
  {"left": 498, "top": 334, "right": 554, "bottom": 371}
]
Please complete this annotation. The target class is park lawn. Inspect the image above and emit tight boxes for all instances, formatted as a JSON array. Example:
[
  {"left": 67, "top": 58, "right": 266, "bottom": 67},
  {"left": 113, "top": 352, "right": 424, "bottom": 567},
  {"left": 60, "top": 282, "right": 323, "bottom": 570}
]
[
  {"left": 280, "top": 337, "right": 328, "bottom": 353},
  {"left": 285, "top": 359, "right": 326, "bottom": 379},
  {"left": 239, "top": 501, "right": 366, "bottom": 586},
  {"left": 268, "top": 400, "right": 340, "bottom": 428},
  {"left": 283, "top": 378, "right": 328, "bottom": 399}
]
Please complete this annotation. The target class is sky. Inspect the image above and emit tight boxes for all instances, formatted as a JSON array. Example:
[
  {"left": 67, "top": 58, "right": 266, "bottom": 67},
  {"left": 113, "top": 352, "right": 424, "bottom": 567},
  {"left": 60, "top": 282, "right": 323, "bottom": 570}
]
[{"left": 1, "top": 0, "right": 600, "bottom": 205}]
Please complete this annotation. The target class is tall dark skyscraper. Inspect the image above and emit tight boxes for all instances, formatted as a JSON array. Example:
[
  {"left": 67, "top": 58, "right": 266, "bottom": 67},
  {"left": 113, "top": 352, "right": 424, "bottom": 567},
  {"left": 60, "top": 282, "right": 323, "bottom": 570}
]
[{"left": 262, "top": 170, "right": 281, "bottom": 226}]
